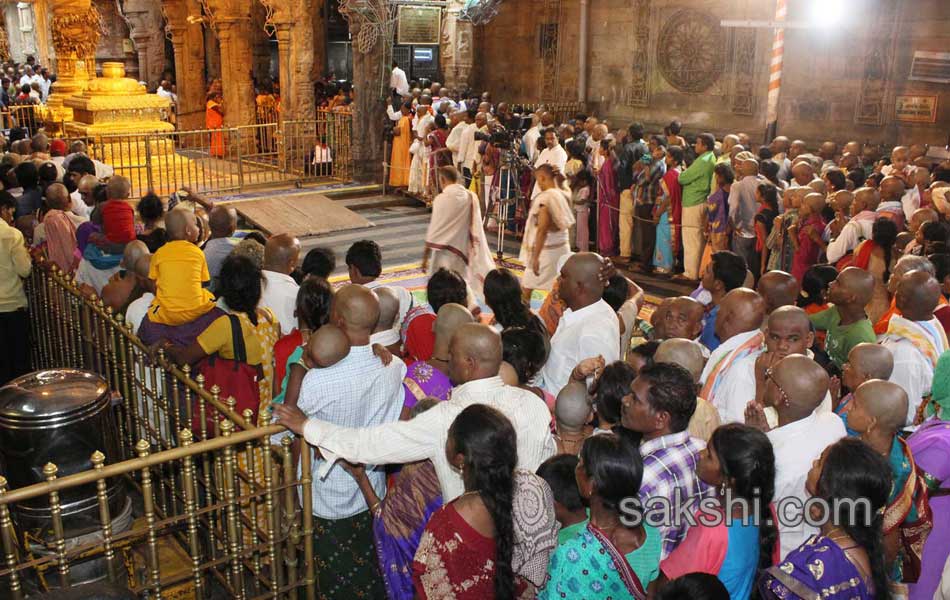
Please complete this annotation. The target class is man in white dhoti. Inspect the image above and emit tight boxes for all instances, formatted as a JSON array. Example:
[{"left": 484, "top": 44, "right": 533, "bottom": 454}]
[{"left": 422, "top": 166, "right": 496, "bottom": 301}]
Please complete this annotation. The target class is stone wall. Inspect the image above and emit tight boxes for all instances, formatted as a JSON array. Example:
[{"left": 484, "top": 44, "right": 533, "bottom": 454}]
[
  {"left": 94, "top": 0, "right": 134, "bottom": 77},
  {"left": 474, "top": 0, "right": 950, "bottom": 147}
]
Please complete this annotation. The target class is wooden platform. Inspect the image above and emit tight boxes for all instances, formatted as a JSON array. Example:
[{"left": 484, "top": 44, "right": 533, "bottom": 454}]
[{"left": 227, "top": 191, "right": 373, "bottom": 237}]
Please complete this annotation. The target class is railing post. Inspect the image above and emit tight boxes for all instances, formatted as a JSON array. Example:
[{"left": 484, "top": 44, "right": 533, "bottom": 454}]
[
  {"left": 43, "top": 462, "right": 70, "bottom": 589},
  {"left": 91, "top": 451, "right": 119, "bottom": 584},
  {"left": 0, "top": 476, "right": 23, "bottom": 600},
  {"left": 179, "top": 430, "right": 205, "bottom": 597},
  {"left": 137, "top": 440, "right": 162, "bottom": 599},
  {"left": 220, "top": 420, "right": 245, "bottom": 599},
  {"left": 144, "top": 132, "right": 154, "bottom": 192},
  {"left": 236, "top": 128, "right": 245, "bottom": 192}
]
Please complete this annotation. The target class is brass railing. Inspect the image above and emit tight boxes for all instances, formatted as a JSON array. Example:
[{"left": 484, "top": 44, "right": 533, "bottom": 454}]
[
  {"left": 516, "top": 101, "right": 586, "bottom": 123},
  {"left": 56, "top": 111, "right": 353, "bottom": 199},
  {"left": 6, "top": 264, "right": 317, "bottom": 598}
]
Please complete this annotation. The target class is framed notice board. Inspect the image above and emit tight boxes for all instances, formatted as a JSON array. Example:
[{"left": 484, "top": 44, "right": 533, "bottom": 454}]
[
  {"left": 397, "top": 6, "right": 441, "bottom": 45},
  {"left": 895, "top": 95, "right": 938, "bottom": 123}
]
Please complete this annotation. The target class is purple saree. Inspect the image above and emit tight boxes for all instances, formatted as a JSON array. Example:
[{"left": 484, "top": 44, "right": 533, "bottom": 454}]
[
  {"left": 402, "top": 360, "right": 452, "bottom": 410},
  {"left": 758, "top": 535, "right": 874, "bottom": 600}
]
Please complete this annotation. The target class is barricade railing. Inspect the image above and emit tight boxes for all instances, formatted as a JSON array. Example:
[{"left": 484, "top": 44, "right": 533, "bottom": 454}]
[
  {"left": 516, "top": 101, "right": 586, "bottom": 123},
  {"left": 49, "top": 113, "right": 353, "bottom": 198},
  {"left": 12, "top": 261, "right": 317, "bottom": 598}
]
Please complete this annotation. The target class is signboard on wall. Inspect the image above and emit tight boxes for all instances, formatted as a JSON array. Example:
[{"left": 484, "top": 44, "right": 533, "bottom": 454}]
[
  {"left": 397, "top": 6, "right": 441, "bottom": 45},
  {"left": 895, "top": 95, "right": 938, "bottom": 123}
]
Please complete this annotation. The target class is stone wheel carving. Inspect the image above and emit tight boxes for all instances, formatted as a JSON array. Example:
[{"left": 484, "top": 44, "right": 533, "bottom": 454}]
[{"left": 657, "top": 9, "right": 724, "bottom": 93}]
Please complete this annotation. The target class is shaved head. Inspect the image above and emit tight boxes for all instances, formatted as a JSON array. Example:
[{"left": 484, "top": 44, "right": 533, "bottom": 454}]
[
  {"left": 105, "top": 175, "right": 131, "bottom": 201},
  {"left": 831, "top": 190, "right": 853, "bottom": 214},
  {"left": 121, "top": 239, "right": 149, "bottom": 270},
  {"left": 765, "top": 306, "right": 814, "bottom": 358},
  {"left": 78, "top": 174, "right": 98, "bottom": 197},
  {"left": 852, "top": 379, "right": 908, "bottom": 433},
  {"left": 44, "top": 182, "right": 70, "bottom": 210},
  {"left": 829, "top": 267, "right": 875, "bottom": 307},
  {"left": 715, "top": 288, "right": 767, "bottom": 343},
  {"left": 847, "top": 343, "right": 894, "bottom": 381},
  {"left": 852, "top": 187, "right": 880, "bottom": 213},
  {"left": 434, "top": 302, "right": 475, "bottom": 349},
  {"left": 263, "top": 233, "right": 301, "bottom": 274},
  {"left": 768, "top": 354, "right": 829, "bottom": 417},
  {"left": 333, "top": 284, "right": 380, "bottom": 339},
  {"left": 888, "top": 255, "right": 935, "bottom": 294},
  {"left": 654, "top": 338, "right": 707, "bottom": 383},
  {"left": 164, "top": 208, "right": 196, "bottom": 240},
  {"left": 556, "top": 381, "right": 591, "bottom": 429},
  {"left": 373, "top": 286, "right": 400, "bottom": 332},
  {"left": 209, "top": 205, "right": 237, "bottom": 237},
  {"left": 559, "top": 252, "right": 607, "bottom": 310},
  {"left": 910, "top": 207, "right": 938, "bottom": 234},
  {"left": 880, "top": 176, "right": 905, "bottom": 201},
  {"left": 896, "top": 270, "right": 941, "bottom": 321},
  {"left": 656, "top": 296, "right": 705, "bottom": 340},
  {"left": 449, "top": 323, "right": 503, "bottom": 383},
  {"left": 756, "top": 271, "right": 801, "bottom": 314}
]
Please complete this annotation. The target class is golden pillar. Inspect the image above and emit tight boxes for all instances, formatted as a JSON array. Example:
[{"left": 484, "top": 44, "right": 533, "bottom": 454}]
[{"left": 46, "top": 0, "right": 102, "bottom": 123}]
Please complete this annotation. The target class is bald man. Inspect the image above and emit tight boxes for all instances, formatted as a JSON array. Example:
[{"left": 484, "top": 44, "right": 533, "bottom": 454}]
[
  {"left": 809, "top": 267, "right": 876, "bottom": 368},
  {"left": 402, "top": 302, "right": 475, "bottom": 413},
  {"left": 273, "top": 283, "right": 404, "bottom": 598},
  {"left": 756, "top": 270, "right": 801, "bottom": 314},
  {"left": 826, "top": 186, "right": 880, "bottom": 264},
  {"left": 541, "top": 253, "right": 620, "bottom": 395},
  {"left": 100, "top": 239, "right": 150, "bottom": 313},
  {"left": 727, "top": 157, "right": 763, "bottom": 270},
  {"left": 654, "top": 296, "right": 705, "bottom": 344},
  {"left": 836, "top": 343, "right": 895, "bottom": 415},
  {"left": 203, "top": 205, "right": 238, "bottom": 283},
  {"left": 655, "top": 338, "right": 720, "bottom": 441},
  {"left": 699, "top": 288, "right": 767, "bottom": 411},
  {"left": 882, "top": 270, "right": 949, "bottom": 424},
  {"left": 554, "top": 381, "right": 593, "bottom": 455},
  {"left": 714, "top": 305, "right": 820, "bottom": 425},
  {"left": 274, "top": 322, "right": 555, "bottom": 504},
  {"left": 747, "top": 354, "right": 845, "bottom": 559},
  {"left": 260, "top": 233, "right": 301, "bottom": 335}
]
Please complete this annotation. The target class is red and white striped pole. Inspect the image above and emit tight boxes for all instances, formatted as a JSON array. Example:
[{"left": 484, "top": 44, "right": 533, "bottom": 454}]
[{"left": 765, "top": 0, "right": 786, "bottom": 143}]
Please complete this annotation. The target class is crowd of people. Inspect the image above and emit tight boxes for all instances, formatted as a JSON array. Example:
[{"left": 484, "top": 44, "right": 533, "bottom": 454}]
[{"left": 4, "top": 71, "right": 950, "bottom": 599}]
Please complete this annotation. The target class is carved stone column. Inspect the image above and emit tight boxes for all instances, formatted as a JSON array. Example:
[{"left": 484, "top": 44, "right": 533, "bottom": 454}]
[
  {"left": 163, "top": 0, "right": 207, "bottom": 130},
  {"left": 262, "top": 0, "right": 315, "bottom": 122},
  {"left": 439, "top": 1, "right": 474, "bottom": 92},
  {"left": 204, "top": 0, "right": 255, "bottom": 128},
  {"left": 349, "top": 18, "right": 384, "bottom": 181},
  {"left": 47, "top": 0, "right": 102, "bottom": 122},
  {"left": 121, "top": 0, "right": 166, "bottom": 89}
]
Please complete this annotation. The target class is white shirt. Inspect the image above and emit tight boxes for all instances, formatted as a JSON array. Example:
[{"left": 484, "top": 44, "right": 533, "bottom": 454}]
[
  {"left": 364, "top": 280, "right": 412, "bottom": 343},
  {"left": 126, "top": 292, "right": 155, "bottom": 334},
  {"left": 541, "top": 299, "right": 620, "bottom": 395},
  {"left": 260, "top": 270, "right": 299, "bottom": 336},
  {"left": 156, "top": 86, "right": 177, "bottom": 105},
  {"left": 297, "top": 345, "right": 406, "bottom": 519},
  {"left": 39, "top": 78, "right": 51, "bottom": 100},
  {"left": 523, "top": 125, "right": 541, "bottom": 163},
  {"left": 714, "top": 349, "right": 834, "bottom": 426},
  {"left": 302, "top": 376, "right": 556, "bottom": 502},
  {"left": 458, "top": 123, "right": 479, "bottom": 170},
  {"left": 902, "top": 187, "right": 921, "bottom": 221},
  {"left": 767, "top": 410, "right": 846, "bottom": 560},
  {"left": 70, "top": 191, "right": 92, "bottom": 218},
  {"left": 883, "top": 335, "right": 934, "bottom": 425},
  {"left": 700, "top": 329, "right": 762, "bottom": 387},
  {"left": 390, "top": 66, "right": 409, "bottom": 96},
  {"left": 445, "top": 121, "right": 466, "bottom": 165},
  {"left": 532, "top": 144, "right": 569, "bottom": 198},
  {"left": 312, "top": 145, "right": 332, "bottom": 164},
  {"left": 825, "top": 216, "right": 875, "bottom": 264}
]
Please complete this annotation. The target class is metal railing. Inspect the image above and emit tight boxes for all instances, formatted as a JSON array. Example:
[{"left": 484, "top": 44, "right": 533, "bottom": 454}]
[
  {"left": 4, "top": 263, "right": 317, "bottom": 598},
  {"left": 516, "top": 101, "right": 586, "bottom": 123},
  {"left": 56, "top": 110, "right": 353, "bottom": 198}
]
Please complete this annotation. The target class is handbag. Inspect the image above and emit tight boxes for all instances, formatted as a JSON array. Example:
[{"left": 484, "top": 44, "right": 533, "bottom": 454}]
[{"left": 193, "top": 314, "right": 263, "bottom": 436}]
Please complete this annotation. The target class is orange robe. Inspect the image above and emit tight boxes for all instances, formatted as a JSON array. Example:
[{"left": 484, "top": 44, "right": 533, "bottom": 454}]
[
  {"left": 389, "top": 115, "right": 412, "bottom": 187},
  {"left": 206, "top": 100, "right": 225, "bottom": 158}
]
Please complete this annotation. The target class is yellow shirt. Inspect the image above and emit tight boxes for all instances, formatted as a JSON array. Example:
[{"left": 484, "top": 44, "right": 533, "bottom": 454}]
[
  {"left": 197, "top": 309, "right": 280, "bottom": 407},
  {"left": 0, "top": 219, "right": 31, "bottom": 312},
  {"left": 147, "top": 240, "right": 215, "bottom": 326}
]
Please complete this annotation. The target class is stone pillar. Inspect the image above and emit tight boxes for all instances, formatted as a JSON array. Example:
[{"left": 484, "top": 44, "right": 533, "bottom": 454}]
[
  {"left": 439, "top": 1, "right": 474, "bottom": 92},
  {"left": 163, "top": 0, "right": 207, "bottom": 130},
  {"left": 120, "top": 0, "right": 167, "bottom": 90},
  {"left": 47, "top": 0, "right": 102, "bottom": 123},
  {"left": 262, "top": 0, "right": 315, "bottom": 122},
  {"left": 32, "top": 0, "right": 51, "bottom": 68},
  {"left": 214, "top": 18, "right": 256, "bottom": 127},
  {"left": 349, "top": 18, "right": 384, "bottom": 181}
]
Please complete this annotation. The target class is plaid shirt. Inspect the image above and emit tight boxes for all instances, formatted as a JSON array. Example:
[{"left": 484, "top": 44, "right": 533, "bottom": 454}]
[{"left": 638, "top": 431, "right": 710, "bottom": 559}]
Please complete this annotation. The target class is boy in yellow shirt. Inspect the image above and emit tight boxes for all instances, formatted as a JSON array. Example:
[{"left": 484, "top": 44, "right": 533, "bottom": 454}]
[{"left": 148, "top": 209, "right": 216, "bottom": 326}]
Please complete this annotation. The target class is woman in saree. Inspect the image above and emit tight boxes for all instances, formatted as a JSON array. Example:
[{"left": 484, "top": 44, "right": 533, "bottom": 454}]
[
  {"left": 653, "top": 163, "right": 674, "bottom": 274},
  {"left": 850, "top": 218, "right": 898, "bottom": 329},
  {"left": 907, "top": 351, "right": 950, "bottom": 600},
  {"left": 596, "top": 140, "right": 620, "bottom": 257},
  {"left": 426, "top": 114, "right": 451, "bottom": 199},
  {"left": 539, "top": 432, "right": 662, "bottom": 600},
  {"left": 206, "top": 92, "right": 225, "bottom": 158},
  {"left": 520, "top": 163, "right": 574, "bottom": 297},
  {"left": 389, "top": 102, "right": 413, "bottom": 188},
  {"left": 758, "top": 438, "right": 893, "bottom": 600},
  {"left": 341, "top": 398, "right": 444, "bottom": 600}
]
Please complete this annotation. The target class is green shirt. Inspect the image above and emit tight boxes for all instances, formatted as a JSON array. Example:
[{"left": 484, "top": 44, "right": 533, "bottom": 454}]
[
  {"left": 678, "top": 150, "right": 716, "bottom": 208},
  {"left": 809, "top": 305, "right": 877, "bottom": 367},
  {"left": 558, "top": 517, "right": 589, "bottom": 545}
]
